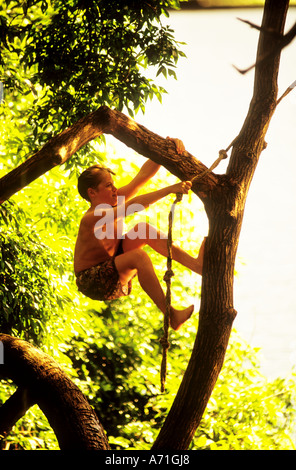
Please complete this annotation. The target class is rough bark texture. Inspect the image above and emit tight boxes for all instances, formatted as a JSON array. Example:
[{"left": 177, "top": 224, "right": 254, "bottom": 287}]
[{"left": 0, "top": 334, "right": 109, "bottom": 450}]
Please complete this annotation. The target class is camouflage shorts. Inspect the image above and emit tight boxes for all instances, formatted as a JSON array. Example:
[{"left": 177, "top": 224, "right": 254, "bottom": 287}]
[{"left": 76, "top": 257, "right": 132, "bottom": 301}]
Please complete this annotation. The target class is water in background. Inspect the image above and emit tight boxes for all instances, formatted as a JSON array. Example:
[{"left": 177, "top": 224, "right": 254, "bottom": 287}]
[{"left": 136, "top": 8, "right": 296, "bottom": 378}]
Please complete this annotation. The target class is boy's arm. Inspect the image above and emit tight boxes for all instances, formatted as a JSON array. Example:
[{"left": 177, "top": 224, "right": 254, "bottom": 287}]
[
  {"left": 117, "top": 160, "right": 160, "bottom": 201},
  {"left": 117, "top": 137, "right": 185, "bottom": 201},
  {"left": 85, "top": 180, "right": 191, "bottom": 240},
  {"left": 126, "top": 180, "right": 192, "bottom": 212}
]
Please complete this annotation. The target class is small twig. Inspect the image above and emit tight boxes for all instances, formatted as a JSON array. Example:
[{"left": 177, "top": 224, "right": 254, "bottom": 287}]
[
  {"left": 237, "top": 17, "right": 282, "bottom": 39},
  {"left": 234, "top": 20, "right": 296, "bottom": 75}
]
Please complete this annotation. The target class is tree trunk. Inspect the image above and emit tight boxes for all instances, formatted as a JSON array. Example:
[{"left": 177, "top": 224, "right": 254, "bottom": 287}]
[{"left": 0, "top": 334, "right": 109, "bottom": 450}]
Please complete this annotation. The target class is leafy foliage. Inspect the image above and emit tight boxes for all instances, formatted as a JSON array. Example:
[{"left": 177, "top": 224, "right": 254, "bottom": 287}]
[
  {"left": 0, "top": 0, "right": 186, "bottom": 155},
  {"left": 0, "top": 200, "right": 73, "bottom": 344},
  {"left": 194, "top": 335, "right": 296, "bottom": 450}
]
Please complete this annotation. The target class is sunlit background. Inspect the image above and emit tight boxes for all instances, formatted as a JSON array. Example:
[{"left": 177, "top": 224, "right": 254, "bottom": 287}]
[{"left": 106, "top": 5, "right": 296, "bottom": 378}]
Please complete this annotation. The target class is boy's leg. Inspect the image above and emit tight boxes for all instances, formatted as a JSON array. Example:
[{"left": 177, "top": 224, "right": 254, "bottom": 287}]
[
  {"left": 122, "top": 222, "right": 205, "bottom": 275},
  {"left": 114, "top": 248, "right": 193, "bottom": 330}
]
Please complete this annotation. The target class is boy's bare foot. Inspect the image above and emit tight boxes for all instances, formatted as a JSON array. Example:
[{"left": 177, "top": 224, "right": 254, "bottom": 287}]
[{"left": 170, "top": 305, "right": 194, "bottom": 331}]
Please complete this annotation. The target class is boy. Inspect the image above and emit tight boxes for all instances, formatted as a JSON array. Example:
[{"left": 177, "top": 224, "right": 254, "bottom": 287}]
[{"left": 74, "top": 140, "right": 205, "bottom": 331}]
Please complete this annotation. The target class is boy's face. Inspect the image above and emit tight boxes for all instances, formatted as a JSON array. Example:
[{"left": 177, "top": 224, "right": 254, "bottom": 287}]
[{"left": 88, "top": 170, "right": 118, "bottom": 206}]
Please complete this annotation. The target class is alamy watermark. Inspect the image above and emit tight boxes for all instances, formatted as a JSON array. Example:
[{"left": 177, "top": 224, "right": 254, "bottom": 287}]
[
  {"left": 93, "top": 195, "right": 185, "bottom": 241},
  {"left": 0, "top": 341, "right": 3, "bottom": 365}
]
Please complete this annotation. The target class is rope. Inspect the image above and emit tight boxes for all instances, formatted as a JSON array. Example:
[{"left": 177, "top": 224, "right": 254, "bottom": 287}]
[
  {"left": 159, "top": 144, "right": 232, "bottom": 393},
  {"left": 160, "top": 192, "right": 182, "bottom": 393},
  {"left": 276, "top": 79, "right": 296, "bottom": 106}
]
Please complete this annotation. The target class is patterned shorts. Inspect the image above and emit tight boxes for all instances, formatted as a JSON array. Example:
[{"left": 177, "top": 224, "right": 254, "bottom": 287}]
[{"left": 76, "top": 256, "right": 132, "bottom": 301}]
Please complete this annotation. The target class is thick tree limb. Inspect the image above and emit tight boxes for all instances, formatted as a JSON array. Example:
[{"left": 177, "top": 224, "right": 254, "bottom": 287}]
[
  {"left": 0, "top": 334, "right": 109, "bottom": 450},
  {"left": 0, "top": 387, "right": 35, "bottom": 439},
  {"left": 0, "top": 106, "right": 218, "bottom": 204}
]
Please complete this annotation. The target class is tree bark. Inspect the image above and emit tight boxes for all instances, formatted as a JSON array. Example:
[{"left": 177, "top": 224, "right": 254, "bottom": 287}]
[{"left": 0, "top": 334, "right": 109, "bottom": 450}]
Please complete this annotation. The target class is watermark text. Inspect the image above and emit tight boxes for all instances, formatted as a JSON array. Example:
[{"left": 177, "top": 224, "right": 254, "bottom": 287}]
[{"left": 94, "top": 196, "right": 170, "bottom": 240}]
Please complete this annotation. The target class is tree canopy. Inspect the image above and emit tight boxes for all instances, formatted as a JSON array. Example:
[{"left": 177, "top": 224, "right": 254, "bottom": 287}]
[{"left": 1, "top": 0, "right": 185, "bottom": 158}]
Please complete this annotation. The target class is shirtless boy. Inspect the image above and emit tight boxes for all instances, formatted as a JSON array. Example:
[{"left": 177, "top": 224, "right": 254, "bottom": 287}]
[{"left": 74, "top": 140, "right": 205, "bottom": 331}]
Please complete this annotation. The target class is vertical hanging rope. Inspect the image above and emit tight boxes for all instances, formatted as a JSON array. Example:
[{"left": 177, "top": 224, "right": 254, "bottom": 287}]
[{"left": 160, "top": 192, "right": 182, "bottom": 393}]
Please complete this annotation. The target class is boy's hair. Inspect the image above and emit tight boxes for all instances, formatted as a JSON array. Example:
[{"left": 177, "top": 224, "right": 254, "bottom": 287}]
[{"left": 77, "top": 165, "right": 115, "bottom": 202}]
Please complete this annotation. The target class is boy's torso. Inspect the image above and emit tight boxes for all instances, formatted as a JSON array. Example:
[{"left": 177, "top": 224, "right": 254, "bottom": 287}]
[{"left": 74, "top": 213, "right": 121, "bottom": 274}]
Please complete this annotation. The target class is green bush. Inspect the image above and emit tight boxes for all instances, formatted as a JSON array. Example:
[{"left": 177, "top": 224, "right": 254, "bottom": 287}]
[{"left": 0, "top": 202, "right": 74, "bottom": 344}]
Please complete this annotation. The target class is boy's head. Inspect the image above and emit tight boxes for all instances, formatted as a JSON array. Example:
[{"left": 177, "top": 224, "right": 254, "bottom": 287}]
[{"left": 77, "top": 165, "right": 116, "bottom": 202}]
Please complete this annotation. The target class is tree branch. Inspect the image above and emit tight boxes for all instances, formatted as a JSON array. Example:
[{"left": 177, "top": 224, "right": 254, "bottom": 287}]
[
  {"left": 0, "top": 334, "right": 109, "bottom": 450},
  {"left": 227, "top": 0, "right": 289, "bottom": 180},
  {"left": 0, "top": 106, "right": 219, "bottom": 205},
  {"left": 0, "top": 387, "right": 35, "bottom": 438},
  {"left": 234, "top": 18, "right": 295, "bottom": 75}
]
